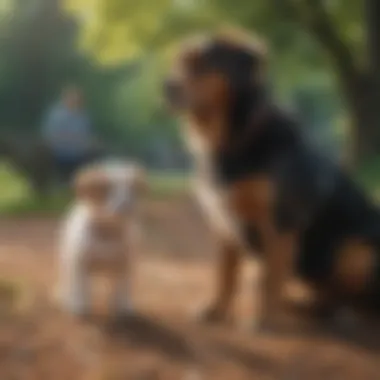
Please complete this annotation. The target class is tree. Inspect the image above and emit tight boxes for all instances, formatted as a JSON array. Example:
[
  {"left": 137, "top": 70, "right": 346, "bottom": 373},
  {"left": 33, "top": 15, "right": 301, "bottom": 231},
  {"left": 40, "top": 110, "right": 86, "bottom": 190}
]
[
  {"left": 0, "top": 0, "right": 82, "bottom": 128},
  {"left": 272, "top": 0, "right": 379, "bottom": 163},
  {"left": 66, "top": 0, "right": 379, "bottom": 163}
]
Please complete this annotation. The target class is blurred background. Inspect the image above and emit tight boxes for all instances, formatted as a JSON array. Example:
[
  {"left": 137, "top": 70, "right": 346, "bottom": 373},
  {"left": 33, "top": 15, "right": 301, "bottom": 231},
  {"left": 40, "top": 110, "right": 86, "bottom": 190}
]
[
  {"left": 0, "top": 1, "right": 379, "bottom": 379},
  {"left": 0, "top": 0, "right": 378, "bottom": 212}
]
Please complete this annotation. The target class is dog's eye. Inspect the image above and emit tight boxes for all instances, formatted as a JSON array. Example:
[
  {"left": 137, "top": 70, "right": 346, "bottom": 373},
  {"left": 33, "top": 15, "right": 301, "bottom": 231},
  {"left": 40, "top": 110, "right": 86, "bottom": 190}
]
[{"left": 188, "top": 59, "right": 210, "bottom": 77}]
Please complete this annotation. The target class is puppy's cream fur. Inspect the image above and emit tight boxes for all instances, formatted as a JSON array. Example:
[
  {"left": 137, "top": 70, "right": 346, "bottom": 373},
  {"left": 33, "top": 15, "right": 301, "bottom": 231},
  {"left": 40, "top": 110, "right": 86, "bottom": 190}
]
[{"left": 56, "top": 161, "right": 146, "bottom": 316}]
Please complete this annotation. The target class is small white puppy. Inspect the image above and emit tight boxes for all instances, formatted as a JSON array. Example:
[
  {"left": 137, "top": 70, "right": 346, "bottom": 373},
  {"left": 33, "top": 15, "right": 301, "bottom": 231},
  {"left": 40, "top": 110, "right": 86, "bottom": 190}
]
[{"left": 56, "top": 161, "right": 146, "bottom": 317}]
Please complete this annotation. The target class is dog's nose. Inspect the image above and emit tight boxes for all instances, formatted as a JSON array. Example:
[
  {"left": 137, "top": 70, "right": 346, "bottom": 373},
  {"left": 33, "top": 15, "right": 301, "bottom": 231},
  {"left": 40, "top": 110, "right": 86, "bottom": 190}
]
[{"left": 163, "top": 79, "right": 183, "bottom": 105}]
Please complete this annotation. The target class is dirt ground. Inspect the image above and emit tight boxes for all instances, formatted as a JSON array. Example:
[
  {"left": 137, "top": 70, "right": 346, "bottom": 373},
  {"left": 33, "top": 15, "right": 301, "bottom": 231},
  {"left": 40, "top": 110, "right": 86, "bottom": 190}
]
[{"left": 0, "top": 197, "right": 379, "bottom": 380}]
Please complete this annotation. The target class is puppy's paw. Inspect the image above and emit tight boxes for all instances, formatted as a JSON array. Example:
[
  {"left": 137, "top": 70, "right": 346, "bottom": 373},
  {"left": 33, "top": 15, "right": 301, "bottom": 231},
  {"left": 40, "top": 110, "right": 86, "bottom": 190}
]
[{"left": 58, "top": 291, "right": 90, "bottom": 318}]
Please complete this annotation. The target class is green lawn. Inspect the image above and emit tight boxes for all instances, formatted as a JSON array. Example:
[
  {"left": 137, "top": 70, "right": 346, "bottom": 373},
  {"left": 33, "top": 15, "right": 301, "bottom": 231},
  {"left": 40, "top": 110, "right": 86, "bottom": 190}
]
[{"left": 0, "top": 163, "right": 190, "bottom": 216}]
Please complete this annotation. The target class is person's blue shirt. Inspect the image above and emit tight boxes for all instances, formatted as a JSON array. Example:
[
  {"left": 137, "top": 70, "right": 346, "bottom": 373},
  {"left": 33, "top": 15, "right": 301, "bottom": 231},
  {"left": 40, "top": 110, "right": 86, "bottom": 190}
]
[{"left": 42, "top": 104, "right": 92, "bottom": 159}]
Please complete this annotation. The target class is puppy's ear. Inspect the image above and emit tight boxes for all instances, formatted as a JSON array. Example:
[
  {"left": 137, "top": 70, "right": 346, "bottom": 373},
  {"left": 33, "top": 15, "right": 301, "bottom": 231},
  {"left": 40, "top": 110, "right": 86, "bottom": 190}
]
[{"left": 73, "top": 168, "right": 108, "bottom": 201}]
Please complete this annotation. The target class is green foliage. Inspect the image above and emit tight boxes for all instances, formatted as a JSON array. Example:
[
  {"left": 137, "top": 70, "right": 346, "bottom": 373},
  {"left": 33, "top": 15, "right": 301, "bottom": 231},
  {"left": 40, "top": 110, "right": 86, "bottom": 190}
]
[
  {"left": 0, "top": 0, "right": 181, "bottom": 167},
  {"left": 65, "top": 0, "right": 353, "bottom": 85},
  {"left": 0, "top": 0, "right": 81, "bottom": 128},
  {"left": 0, "top": 0, "right": 362, "bottom": 170},
  {"left": 0, "top": 162, "right": 189, "bottom": 215},
  {"left": 4, "top": 154, "right": 380, "bottom": 216},
  {"left": 64, "top": 0, "right": 350, "bottom": 147}
]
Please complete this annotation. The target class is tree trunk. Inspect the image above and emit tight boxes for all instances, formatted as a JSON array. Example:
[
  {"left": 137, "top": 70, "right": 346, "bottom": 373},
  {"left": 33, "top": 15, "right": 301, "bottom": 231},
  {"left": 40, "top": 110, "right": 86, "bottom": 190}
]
[
  {"left": 275, "top": 0, "right": 380, "bottom": 165},
  {"left": 360, "top": 0, "right": 380, "bottom": 158},
  {"left": 343, "top": 0, "right": 380, "bottom": 164},
  {"left": 341, "top": 74, "right": 378, "bottom": 165}
]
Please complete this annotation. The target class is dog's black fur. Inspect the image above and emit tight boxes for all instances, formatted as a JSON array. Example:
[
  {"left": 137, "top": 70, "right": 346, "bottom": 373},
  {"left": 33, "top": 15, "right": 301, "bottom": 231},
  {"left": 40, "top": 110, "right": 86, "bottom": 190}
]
[
  {"left": 166, "top": 32, "right": 380, "bottom": 315},
  {"left": 215, "top": 104, "right": 380, "bottom": 305}
]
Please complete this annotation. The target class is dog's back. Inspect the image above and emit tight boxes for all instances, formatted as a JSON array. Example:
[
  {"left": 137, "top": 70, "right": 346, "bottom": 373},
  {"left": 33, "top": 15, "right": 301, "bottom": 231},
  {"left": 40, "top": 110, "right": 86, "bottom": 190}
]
[
  {"left": 298, "top": 170, "right": 380, "bottom": 310},
  {"left": 213, "top": 105, "right": 380, "bottom": 310}
]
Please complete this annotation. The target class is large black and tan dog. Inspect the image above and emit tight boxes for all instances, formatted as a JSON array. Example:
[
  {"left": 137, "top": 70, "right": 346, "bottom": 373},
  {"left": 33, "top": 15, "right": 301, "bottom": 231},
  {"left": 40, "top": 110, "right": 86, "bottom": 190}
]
[{"left": 164, "top": 30, "right": 380, "bottom": 329}]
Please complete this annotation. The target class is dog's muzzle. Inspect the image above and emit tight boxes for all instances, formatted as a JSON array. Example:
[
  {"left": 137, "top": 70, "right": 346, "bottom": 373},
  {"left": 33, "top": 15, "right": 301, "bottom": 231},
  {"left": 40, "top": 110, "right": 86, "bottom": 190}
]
[{"left": 163, "top": 79, "right": 186, "bottom": 109}]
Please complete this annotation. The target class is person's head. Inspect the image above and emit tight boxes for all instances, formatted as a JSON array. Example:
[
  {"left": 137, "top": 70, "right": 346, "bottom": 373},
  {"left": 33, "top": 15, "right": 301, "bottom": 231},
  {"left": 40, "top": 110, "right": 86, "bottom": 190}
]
[{"left": 62, "top": 85, "right": 83, "bottom": 109}]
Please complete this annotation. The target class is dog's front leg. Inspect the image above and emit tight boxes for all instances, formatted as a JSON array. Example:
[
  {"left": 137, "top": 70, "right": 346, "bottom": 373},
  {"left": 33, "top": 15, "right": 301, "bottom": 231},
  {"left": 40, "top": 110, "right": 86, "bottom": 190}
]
[
  {"left": 110, "top": 273, "right": 133, "bottom": 317},
  {"left": 109, "top": 250, "right": 133, "bottom": 317},
  {"left": 192, "top": 177, "right": 243, "bottom": 324},
  {"left": 226, "top": 177, "right": 297, "bottom": 331},
  {"left": 58, "top": 249, "right": 91, "bottom": 316},
  {"left": 199, "top": 238, "right": 242, "bottom": 324},
  {"left": 257, "top": 227, "right": 297, "bottom": 331}
]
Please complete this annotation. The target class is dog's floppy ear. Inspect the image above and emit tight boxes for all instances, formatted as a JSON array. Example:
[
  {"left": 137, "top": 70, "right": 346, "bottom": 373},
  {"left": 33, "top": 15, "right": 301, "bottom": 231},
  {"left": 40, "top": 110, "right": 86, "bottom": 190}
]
[{"left": 216, "top": 27, "right": 268, "bottom": 85}]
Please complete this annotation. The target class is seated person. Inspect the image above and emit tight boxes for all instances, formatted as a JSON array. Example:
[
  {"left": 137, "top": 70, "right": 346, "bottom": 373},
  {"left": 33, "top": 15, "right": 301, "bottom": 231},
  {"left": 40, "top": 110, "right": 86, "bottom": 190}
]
[{"left": 42, "top": 85, "right": 94, "bottom": 184}]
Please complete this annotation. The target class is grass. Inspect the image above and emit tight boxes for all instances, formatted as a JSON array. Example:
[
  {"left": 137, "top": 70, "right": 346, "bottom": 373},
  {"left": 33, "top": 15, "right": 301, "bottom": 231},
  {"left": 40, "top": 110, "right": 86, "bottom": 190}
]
[
  {"left": 1, "top": 156, "right": 380, "bottom": 217},
  {"left": 0, "top": 163, "right": 190, "bottom": 216},
  {"left": 148, "top": 171, "right": 190, "bottom": 197}
]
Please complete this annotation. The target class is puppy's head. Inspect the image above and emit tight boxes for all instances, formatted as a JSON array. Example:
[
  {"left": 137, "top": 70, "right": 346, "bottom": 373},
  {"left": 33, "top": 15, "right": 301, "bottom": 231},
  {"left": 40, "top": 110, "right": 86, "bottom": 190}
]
[
  {"left": 164, "top": 29, "right": 268, "bottom": 148},
  {"left": 74, "top": 163, "right": 147, "bottom": 214}
]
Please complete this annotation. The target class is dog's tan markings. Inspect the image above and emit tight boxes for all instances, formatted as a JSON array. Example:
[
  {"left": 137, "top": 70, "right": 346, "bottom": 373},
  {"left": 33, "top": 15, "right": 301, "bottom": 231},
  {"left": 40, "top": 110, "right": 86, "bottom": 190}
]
[
  {"left": 181, "top": 68, "right": 230, "bottom": 151},
  {"left": 333, "top": 239, "right": 376, "bottom": 294},
  {"left": 198, "top": 72, "right": 229, "bottom": 106},
  {"left": 227, "top": 176, "right": 297, "bottom": 325},
  {"left": 187, "top": 112, "right": 227, "bottom": 152},
  {"left": 260, "top": 231, "right": 297, "bottom": 324},
  {"left": 202, "top": 240, "right": 241, "bottom": 323},
  {"left": 227, "top": 176, "right": 274, "bottom": 223},
  {"left": 170, "top": 30, "right": 269, "bottom": 152}
]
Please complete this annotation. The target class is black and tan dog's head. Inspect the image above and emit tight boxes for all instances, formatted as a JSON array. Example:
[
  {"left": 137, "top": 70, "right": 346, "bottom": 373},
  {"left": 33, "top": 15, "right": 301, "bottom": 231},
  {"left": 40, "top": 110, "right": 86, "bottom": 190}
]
[{"left": 164, "top": 29, "right": 268, "bottom": 149}]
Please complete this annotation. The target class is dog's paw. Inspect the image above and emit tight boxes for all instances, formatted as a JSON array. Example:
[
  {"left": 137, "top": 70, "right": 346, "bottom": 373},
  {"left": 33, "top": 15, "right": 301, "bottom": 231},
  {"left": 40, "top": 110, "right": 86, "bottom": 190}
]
[
  {"left": 237, "top": 316, "right": 260, "bottom": 333},
  {"left": 239, "top": 312, "right": 286, "bottom": 335},
  {"left": 329, "top": 307, "right": 360, "bottom": 332},
  {"left": 64, "top": 302, "right": 90, "bottom": 318},
  {"left": 111, "top": 298, "right": 134, "bottom": 318},
  {"left": 193, "top": 304, "right": 234, "bottom": 326}
]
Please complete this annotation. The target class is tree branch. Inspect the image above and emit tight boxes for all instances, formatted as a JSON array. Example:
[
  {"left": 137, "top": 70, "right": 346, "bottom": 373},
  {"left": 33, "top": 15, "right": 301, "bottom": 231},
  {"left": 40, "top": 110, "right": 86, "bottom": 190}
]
[{"left": 273, "top": 0, "right": 360, "bottom": 82}]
